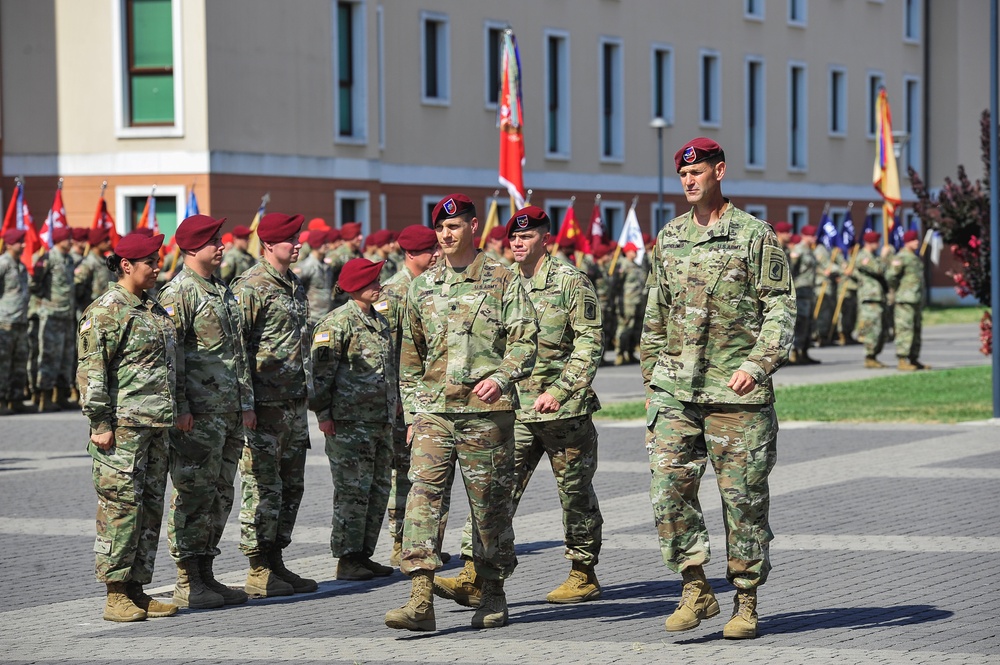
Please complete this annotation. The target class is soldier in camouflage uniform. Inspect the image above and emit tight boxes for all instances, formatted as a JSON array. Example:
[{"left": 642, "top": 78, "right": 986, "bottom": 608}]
[
  {"left": 438, "top": 207, "right": 604, "bottom": 607},
  {"left": 483, "top": 225, "right": 513, "bottom": 266},
  {"left": 32, "top": 226, "right": 77, "bottom": 412},
  {"left": 159, "top": 215, "right": 256, "bottom": 609},
  {"left": 838, "top": 252, "right": 860, "bottom": 345},
  {"left": 231, "top": 212, "right": 318, "bottom": 597},
  {"left": 641, "top": 138, "right": 795, "bottom": 640},
  {"left": 74, "top": 228, "right": 115, "bottom": 320},
  {"left": 614, "top": 242, "right": 645, "bottom": 365},
  {"left": 591, "top": 242, "right": 617, "bottom": 362},
  {"left": 311, "top": 258, "right": 397, "bottom": 581},
  {"left": 788, "top": 227, "right": 819, "bottom": 365},
  {"left": 855, "top": 231, "right": 893, "bottom": 368},
  {"left": 385, "top": 193, "right": 537, "bottom": 632},
  {"left": 887, "top": 230, "right": 929, "bottom": 371},
  {"left": 0, "top": 230, "right": 32, "bottom": 414},
  {"left": 219, "top": 225, "right": 256, "bottom": 286},
  {"left": 327, "top": 222, "right": 363, "bottom": 308},
  {"left": 811, "top": 238, "right": 841, "bottom": 346},
  {"left": 77, "top": 231, "right": 179, "bottom": 623},
  {"left": 292, "top": 229, "right": 333, "bottom": 334}
]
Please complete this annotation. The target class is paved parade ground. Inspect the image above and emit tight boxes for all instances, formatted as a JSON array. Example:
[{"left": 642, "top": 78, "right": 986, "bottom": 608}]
[{"left": 2, "top": 324, "right": 998, "bottom": 665}]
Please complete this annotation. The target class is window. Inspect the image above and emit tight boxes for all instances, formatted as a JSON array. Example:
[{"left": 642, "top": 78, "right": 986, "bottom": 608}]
[
  {"left": 546, "top": 200, "right": 573, "bottom": 235},
  {"left": 788, "top": 0, "right": 806, "bottom": 26},
  {"left": 601, "top": 201, "right": 626, "bottom": 240},
  {"left": 335, "top": 1, "right": 366, "bottom": 141},
  {"left": 546, "top": 30, "right": 571, "bottom": 158},
  {"left": 904, "top": 76, "right": 922, "bottom": 175},
  {"left": 746, "top": 57, "right": 766, "bottom": 169},
  {"left": 486, "top": 198, "right": 511, "bottom": 231},
  {"left": 484, "top": 22, "right": 504, "bottom": 108},
  {"left": 115, "top": 185, "right": 185, "bottom": 239},
  {"left": 651, "top": 202, "right": 676, "bottom": 233},
  {"left": 336, "top": 190, "right": 371, "bottom": 236},
  {"left": 745, "top": 0, "right": 764, "bottom": 20},
  {"left": 651, "top": 45, "right": 674, "bottom": 125},
  {"left": 829, "top": 66, "right": 847, "bottom": 136},
  {"left": 904, "top": 0, "right": 921, "bottom": 42},
  {"left": 600, "top": 37, "right": 624, "bottom": 160},
  {"left": 422, "top": 196, "right": 441, "bottom": 227},
  {"left": 866, "top": 71, "right": 885, "bottom": 138},
  {"left": 700, "top": 50, "right": 721, "bottom": 127},
  {"left": 745, "top": 204, "right": 768, "bottom": 222},
  {"left": 120, "top": 0, "right": 181, "bottom": 133},
  {"left": 421, "top": 12, "right": 449, "bottom": 104},
  {"left": 788, "top": 206, "right": 808, "bottom": 233},
  {"left": 789, "top": 63, "right": 807, "bottom": 170}
]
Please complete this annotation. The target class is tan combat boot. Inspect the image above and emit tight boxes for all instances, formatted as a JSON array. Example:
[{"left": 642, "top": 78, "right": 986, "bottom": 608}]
[
  {"left": 173, "top": 559, "right": 225, "bottom": 609},
  {"left": 384, "top": 569, "right": 436, "bottom": 631},
  {"left": 788, "top": 350, "right": 800, "bottom": 365},
  {"left": 433, "top": 559, "right": 481, "bottom": 607},
  {"left": 389, "top": 540, "right": 402, "bottom": 567},
  {"left": 198, "top": 556, "right": 248, "bottom": 605},
  {"left": 723, "top": 589, "right": 759, "bottom": 639},
  {"left": 897, "top": 358, "right": 919, "bottom": 371},
  {"left": 337, "top": 553, "right": 375, "bottom": 581},
  {"left": 125, "top": 581, "right": 178, "bottom": 618},
  {"left": 545, "top": 562, "right": 602, "bottom": 604},
  {"left": 37, "top": 390, "right": 60, "bottom": 413},
  {"left": 244, "top": 553, "right": 294, "bottom": 597},
  {"left": 269, "top": 548, "right": 318, "bottom": 592},
  {"left": 359, "top": 556, "right": 394, "bottom": 578},
  {"left": 0, "top": 402, "right": 11, "bottom": 416},
  {"left": 664, "top": 565, "right": 720, "bottom": 632},
  {"left": 913, "top": 359, "right": 931, "bottom": 370},
  {"left": 864, "top": 356, "right": 887, "bottom": 369},
  {"left": 55, "top": 386, "right": 77, "bottom": 410},
  {"left": 103, "top": 581, "right": 146, "bottom": 622},
  {"left": 471, "top": 578, "right": 508, "bottom": 628}
]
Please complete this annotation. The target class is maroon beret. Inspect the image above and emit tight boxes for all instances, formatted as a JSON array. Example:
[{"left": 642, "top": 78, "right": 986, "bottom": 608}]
[
  {"left": 339, "top": 257, "right": 384, "bottom": 292},
  {"left": 257, "top": 213, "right": 304, "bottom": 243},
  {"left": 3, "top": 229, "right": 26, "bottom": 245},
  {"left": 374, "top": 229, "right": 393, "bottom": 247},
  {"left": 51, "top": 226, "right": 71, "bottom": 243},
  {"left": 340, "top": 222, "right": 362, "bottom": 241},
  {"left": 231, "top": 225, "right": 252, "bottom": 239},
  {"left": 591, "top": 241, "right": 609, "bottom": 259},
  {"left": 175, "top": 214, "right": 226, "bottom": 251},
  {"left": 790, "top": 234, "right": 802, "bottom": 244},
  {"left": 326, "top": 227, "right": 342, "bottom": 243},
  {"left": 397, "top": 225, "right": 437, "bottom": 252},
  {"left": 88, "top": 227, "right": 110, "bottom": 246},
  {"left": 308, "top": 217, "right": 329, "bottom": 231},
  {"left": 674, "top": 137, "right": 725, "bottom": 172},
  {"left": 133, "top": 227, "right": 155, "bottom": 238},
  {"left": 431, "top": 193, "right": 476, "bottom": 226},
  {"left": 773, "top": 221, "right": 793, "bottom": 233},
  {"left": 116, "top": 232, "right": 164, "bottom": 260},
  {"left": 71, "top": 227, "right": 90, "bottom": 242},
  {"left": 863, "top": 231, "right": 881, "bottom": 243},
  {"left": 505, "top": 206, "right": 550, "bottom": 237},
  {"left": 488, "top": 225, "right": 509, "bottom": 241},
  {"left": 800, "top": 225, "right": 817, "bottom": 236},
  {"left": 307, "top": 229, "right": 329, "bottom": 248},
  {"left": 903, "top": 230, "right": 919, "bottom": 243}
]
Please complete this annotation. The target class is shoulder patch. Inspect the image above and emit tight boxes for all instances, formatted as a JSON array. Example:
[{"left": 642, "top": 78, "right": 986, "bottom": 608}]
[
  {"left": 80, "top": 318, "right": 92, "bottom": 332},
  {"left": 582, "top": 294, "right": 599, "bottom": 323},
  {"left": 373, "top": 300, "right": 389, "bottom": 313},
  {"left": 761, "top": 245, "right": 789, "bottom": 289},
  {"left": 164, "top": 304, "right": 176, "bottom": 317},
  {"left": 314, "top": 331, "right": 331, "bottom": 344}
]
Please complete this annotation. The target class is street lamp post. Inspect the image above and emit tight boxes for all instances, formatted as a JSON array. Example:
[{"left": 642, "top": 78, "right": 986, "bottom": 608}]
[{"left": 650, "top": 117, "right": 668, "bottom": 235}]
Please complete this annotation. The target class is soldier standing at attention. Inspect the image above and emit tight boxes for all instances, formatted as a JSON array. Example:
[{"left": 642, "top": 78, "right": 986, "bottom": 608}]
[
  {"left": 219, "top": 225, "right": 255, "bottom": 286},
  {"left": 855, "top": 231, "right": 894, "bottom": 368},
  {"left": 435, "top": 207, "right": 604, "bottom": 608},
  {"left": 0, "top": 230, "right": 32, "bottom": 414},
  {"left": 231, "top": 212, "right": 318, "bottom": 597},
  {"left": 373, "top": 225, "right": 442, "bottom": 567},
  {"left": 384, "top": 193, "right": 537, "bottom": 632},
  {"left": 311, "top": 258, "right": 397, "bottom": 581},
  {"left": 328, "top": 222, "right": 364, "bottom": 308},
  {"left": 74, "top": 228, "right": 115, "bottom": 319},
  {"left": 159, "top": 215, "right": 256, "bottom": 609},
  {"left": 77, "top": 232, "right": 179, "bottom": 623},
  {"left": 32, "top": 226, "right": 77, "bottom": 412},
  {"left": 641, "top": 138, "right": 795, "bottom": 640},
  {"left": 614, "top": 242, "right": 645, "bottom": 365},
  {"left": 887, "top": 229, "right": 929, "bottom": 371},
  {"left": 292, "top": 229, "right": 334, "bottom": 334},
  {"left": 789, "top": 227, "right": 819, "bottom": 365}
]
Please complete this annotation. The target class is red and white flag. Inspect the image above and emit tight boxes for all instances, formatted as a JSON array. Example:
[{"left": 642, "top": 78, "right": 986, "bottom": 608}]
[
  {"left": 91, "top": 192, "right": 121, "bottom": 248},
  {"left": 497, "top": 29, "right": 526, "bottom": 210},
  {"left": 0, "top": 181, "right": 43, "bottom": 274},
  {"left": 40, "top": 187, "right": 68, "bottom": 249}
]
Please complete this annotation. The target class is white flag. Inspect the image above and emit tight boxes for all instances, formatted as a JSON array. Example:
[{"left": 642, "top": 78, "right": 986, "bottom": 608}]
[{"left": 617, "top": 205, "right": 645, "bottom": 265}]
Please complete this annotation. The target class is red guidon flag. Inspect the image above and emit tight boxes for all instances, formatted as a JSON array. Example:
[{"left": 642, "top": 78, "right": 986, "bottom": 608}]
[{"left": 497, "top": 29, "right": 525, "bottom": 210}]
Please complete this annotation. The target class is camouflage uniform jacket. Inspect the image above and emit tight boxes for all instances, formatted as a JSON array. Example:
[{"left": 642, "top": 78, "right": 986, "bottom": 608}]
[
  {"left": 309, "top": 299, "right": 398, "bottom": 424},
  {"left": 855, "top": 248, "right": 887, "bottom": 303},
  {"left": 789, "top": 241, "right": 817, "bottom": 296},
  {"left": 617, "top": 257, "right": 645, "bottom": 315},
  {"left": 0, "top": 252, "right": 30, "bottom": 324},
  {"left": 76, "top": 283, "right": 177, "bottom": 434},
  {"left": 232, "top": 261, "right": 312, "bottom": 403},
  {"left": 641, "top": 204, "right": 795, "bottom": 405},
  {"left": 373, "top": 266, "right": 415, "bottom": 368},
  {"left": 158, "top": 266, "right": 254, "bottom": 415},
  {"left": 379, "top": 253, "right": 399, "bottom": 282},
  {"left": 813, "top": 243, "right": 841, "bottom": 288},
  {"left": 886, "top": 248, "right": 925, "bottom": 305},
  {"left": 74, "top": 250, "right": 114, "bottom": 310},
  {"left": 292, "top": 252, "right": 333, "bottom": 325},
  {"left": 400, "top": 251, "right": 538, "bottom": 418},
  {"left": 327, "top": 243, "right": 362, "bottom": 307},
  {"left": 514, "top": 255, "right": 602, "bottom": 422},
  {"left": 219, "top": 247, "right": 256, "bottom": 285},
  {"left": 31, "top": 246, "right": 76, "bottom": 318}
]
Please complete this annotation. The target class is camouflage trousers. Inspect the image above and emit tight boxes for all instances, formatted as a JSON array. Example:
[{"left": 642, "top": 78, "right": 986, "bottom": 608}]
[
  {"left": 793, "top": 293, "right": 815, "bottom": 352},
  {"left": 90, "top": 426, "right": 170, "bottom": 583},
  {"left": 167, "top": 411, "right": 245, "bottom": 562},
  {"left": 857, "top": 301, "right": 887, "bottom": 357},
  {"left": 27, "top": 314, "right": 38, "bottom": 393},
  {"left": 645, "top": 398, "right": 778, "bottom": 590},
  {"left": 239, "top": 399, "right": 310, "bottom": 557},
  {"left": 812, "top": 282, "right": 837, "bottom": 343},
  {"left": 615, "top": 313, "right": 638, "bottom": 355},
  {"left": 36, "top": 312, "right": 74, "bottom": 391},
  {"left": 893, "top": 302, "right": 923, "bottom": 360},
  {"left": 387, "top": 415, "right": 454, "bottom": 547},
  {"left": 457, "top": 415, "right": 604, "bottom": 566},
  {"left": 838, "top": 290, "right": 859, "bottom": 340},
  {"left": 0, "top": 322, "right": 29, "bottom": 401},
  {"left": 325, "top": 420, "right": 393, "bottom": 558},
  {"left": 402, "top": 411, "right": 517, "bottom": 580}
]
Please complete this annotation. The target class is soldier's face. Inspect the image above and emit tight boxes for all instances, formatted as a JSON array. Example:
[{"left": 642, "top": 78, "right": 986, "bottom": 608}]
[
  {"left": 509, "top": 229, "right": 547, "bottom": 265},
  {"left": 434, "top": 216, "right": 477, "bottom": 256},
  {"left": 192, "top": 232, "right": 224, "bottom": 268},
  {"left": 679, "top": 160, "right": 724, "bottom": 205},
  {"left": 354, "top": 277, "right": 381, "bottom": 306},
  {"left": 409, "top": 245, "right": 439, "bottom": 272},
  {"left": 127, "top": 253, "right": 160, "bottom": 290}
]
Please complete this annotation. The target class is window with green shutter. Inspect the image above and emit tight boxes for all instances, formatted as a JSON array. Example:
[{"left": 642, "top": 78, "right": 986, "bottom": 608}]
[{"left": 126, "top": 0, "right": 174, "bottom": 126}]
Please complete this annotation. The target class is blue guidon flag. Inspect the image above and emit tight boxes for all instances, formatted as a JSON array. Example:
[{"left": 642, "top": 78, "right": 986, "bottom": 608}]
[
  {"left": 516, "top": 214, "right": 529, "bottom": 228},
  {"left": 443, "top": 198, "right": 457, "bottom": 216},
  {"left": 683, "top": 146, "right": 697, "bottom": 163}
]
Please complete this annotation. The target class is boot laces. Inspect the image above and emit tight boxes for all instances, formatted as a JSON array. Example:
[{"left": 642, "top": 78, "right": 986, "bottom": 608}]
[
  {"left": 735, "top": 592, "right": 756, "bottom": 618},
  {"left": 676, "top": 580, "right": 698, "bottom": 609}
]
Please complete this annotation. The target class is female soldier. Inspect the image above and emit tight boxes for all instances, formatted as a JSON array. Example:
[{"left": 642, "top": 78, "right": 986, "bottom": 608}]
[{"left": 77, "top": 232, "right": 179, "bottom": 622}]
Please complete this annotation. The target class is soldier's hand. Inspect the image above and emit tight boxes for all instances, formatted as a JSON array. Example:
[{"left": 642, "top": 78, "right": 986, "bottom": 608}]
[
  {"left": 319, "top": 419, "right": 336, "bottom": 436},
  {"left": 727, "top": 370, "right": 757, "bottom": 397},
  {"left": 533, "top": 392, "right": 561, "bottom": 414},
  {"left": 473, "top": 378, "right": 502, "bottom": 404},
  {"left": 176, "top": 413, "right": 194, "bottom": 432},
  {"left": 406, "top": 425, "right": 413, "bottom": 444},
  {"left": 242, "top": 409, "right": 257, "bottom": 430},
  {"left": 91, "top": 431, "right": 114, "bottom": 451},
  {"left": 880, "top": 245, "right": 894, "bottom": 257}
]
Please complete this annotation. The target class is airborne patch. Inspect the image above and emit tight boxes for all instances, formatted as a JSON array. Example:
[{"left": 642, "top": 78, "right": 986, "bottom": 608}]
[
  {"left": 761, "top": 245, "right": 788, "bottom": 289},
  {"left": 582, "top": 295, "right": 598, "bottom": 323}
]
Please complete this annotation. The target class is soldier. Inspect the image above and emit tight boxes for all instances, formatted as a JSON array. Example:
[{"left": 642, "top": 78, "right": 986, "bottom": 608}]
[
  {"left": 614, "top": 242, "right": 644, "bottom": 365},
  {"left": 231, "top": 212, "right": 318, "bottom": 597},
  {"left": 311, "top": 258, "right": 396, "bottom": 581},
  {"left": 552, "top": 234, "right": 577, "bottom": 266},
  {"left": 436, "top": 207, "right": 604, "bottom": 607},
  {"left": 292, "top": 229, "right": 334, "bottom": 333},
  {"left": 641, "top": 138, "right": 794, "bottom": 639},
  {"left": 812, "top": 238, "right": 841, "bottom": 346},
  {"left": 483, "top": 225, "right": 511, "bottom": 266},
  {"left": 219, "top": 225, "right": 255, "bottom": 286},
  {"left": 887, "top": 229, "right": 929, "bottom": 371},
  {"left": 328, "top": 222, "right": 363, "bottom": 308},
  {"left": 0, "top": 230, "right": 32, "bottom": 414},
  {"left": 789, "top": 227, "right": 820, "bottom": 365},
  {"left": 74, "top": 228, "right": 115, "bottom": 319},
  {"left": 591, "top": 241, "right": 617, "bottom": 363},
  {"left": 77, "top": 231, "right": 179, "bottom": 622},
  {"left": 384, "top": 193, "right": 537, "bottom": 632},
  {"left": 855, "top": 231, "right": 893, "bottom": 368},
  {"left": 70, "top": 227, "right": 89, "bottom": 267},
  {"left": 373, "top": 225, "right": 443, "bottom": 567},
  {"left": 32, "top": 226, "right": 77, "bottom": 411},
  {"left": 837, "top": 255, "right": 860, "bottom": 345},
  {"left": 159, "top": 215, "right": 256, "bottom": 609}
]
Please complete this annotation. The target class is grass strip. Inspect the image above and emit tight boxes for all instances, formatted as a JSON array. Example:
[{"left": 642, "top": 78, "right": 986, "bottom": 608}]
[{"left": 923, "top": 305, "right": 987, "bottom": 327}]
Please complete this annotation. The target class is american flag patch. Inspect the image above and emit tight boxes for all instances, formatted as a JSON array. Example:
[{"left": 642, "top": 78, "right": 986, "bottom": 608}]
[{"left": 314, "top": 331, "right": 331, "bottom": 343}]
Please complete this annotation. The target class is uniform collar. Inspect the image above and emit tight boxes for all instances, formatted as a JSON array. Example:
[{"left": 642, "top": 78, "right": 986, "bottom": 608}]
[
  {"left": 683, "top": 198, "right": 735, "bottom": 243},
  {"left": 515, "top": 254, "right": 551, "bottom": 292},
  {"left": 436, "top": 250, "right": 486, "bottom": 285}
]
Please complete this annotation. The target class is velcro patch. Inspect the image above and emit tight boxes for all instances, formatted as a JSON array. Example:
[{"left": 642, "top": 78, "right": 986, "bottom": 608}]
[
  {"left": 80, "top": 318, "right": 92, "bottom": 332},
  {"left": 164, "top": 304, "right": 176, "bottom": 317},
  {"left": 761, "top": 245, "right": 789, "bottom": 289},
  {"left": 314, "top": 331, "right": 331, "bottom": 344},
  {"left": 373, "top": 300, "right": 389, "bottom": 313},
  {"left": 582, "top": 295, "right": 599, "bottom": 323}
]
